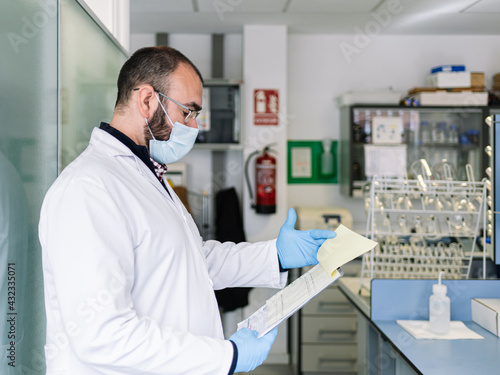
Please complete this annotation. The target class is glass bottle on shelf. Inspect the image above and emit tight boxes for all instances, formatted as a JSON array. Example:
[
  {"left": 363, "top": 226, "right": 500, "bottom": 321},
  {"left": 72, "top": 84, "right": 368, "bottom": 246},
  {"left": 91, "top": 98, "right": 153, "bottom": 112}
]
[
  {"left": 409, "top": 110, "right": 418, "bottom": 145},
  {"left": 448, "top": 124, "right": 459, "bottom": 145},
  {"left": 352, "top": 109, "right": 365, "bottom": 143},
  {"left": 470, "top": 130, "right": 479, "bottom": 145},
  {"left": 433, "top": 121, "right": 447, "bottom": 144},
  {"left": 431, "top": 122, "right": 439, "bottom": 144},
  {"left": 440, "top": 121, "right": 448, "bottom": 144},
  {"left": 398, "top": 110, "right": 406, "bottom": 143},
  {"left": 364, "top": 110, "right": 371, "bottom": 143},
  {"left": 420, "top": 121, "right": 431, "bottom": 145},
  {"left": 464, "top": 129, "right": 479, "bottom": 145}
]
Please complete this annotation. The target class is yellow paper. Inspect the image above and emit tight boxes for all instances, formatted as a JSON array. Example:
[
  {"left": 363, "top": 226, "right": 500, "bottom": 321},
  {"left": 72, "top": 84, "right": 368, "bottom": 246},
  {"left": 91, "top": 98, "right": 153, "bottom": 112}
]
[{"left": 317, "top": 224, "right": 377, "bottom": 277}]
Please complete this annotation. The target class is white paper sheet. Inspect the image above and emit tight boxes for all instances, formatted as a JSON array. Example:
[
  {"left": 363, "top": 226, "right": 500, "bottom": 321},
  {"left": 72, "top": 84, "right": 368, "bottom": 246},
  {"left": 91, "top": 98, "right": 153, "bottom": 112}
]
[
  {"left": 237, "top": 225, "right": 377, "bottom": 337},
  {"left": 238, "top": 267, "right": 342, "bottom": 337},
  {"left": 397, "top": 320, "right": 484, "bottom": 340}
]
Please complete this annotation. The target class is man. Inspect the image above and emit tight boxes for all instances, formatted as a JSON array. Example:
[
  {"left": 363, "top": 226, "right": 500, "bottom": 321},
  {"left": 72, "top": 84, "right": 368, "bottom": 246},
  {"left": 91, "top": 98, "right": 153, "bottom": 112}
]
[{"left": 39, "top": 46, "right": 336, "bottom": 374}]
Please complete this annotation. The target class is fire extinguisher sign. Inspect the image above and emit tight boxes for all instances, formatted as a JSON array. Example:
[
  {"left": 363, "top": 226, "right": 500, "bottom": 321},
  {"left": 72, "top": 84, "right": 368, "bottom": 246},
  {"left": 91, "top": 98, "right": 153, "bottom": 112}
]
[{"left": 253, "top": 89, "right": 279, "bottom": 126}]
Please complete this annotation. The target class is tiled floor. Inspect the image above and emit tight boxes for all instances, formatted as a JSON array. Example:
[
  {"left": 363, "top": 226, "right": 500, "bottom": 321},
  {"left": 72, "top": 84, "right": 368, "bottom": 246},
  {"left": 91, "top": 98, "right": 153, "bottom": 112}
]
[{"left": 248, "top": 364, "right": 293, "bottom": 375}]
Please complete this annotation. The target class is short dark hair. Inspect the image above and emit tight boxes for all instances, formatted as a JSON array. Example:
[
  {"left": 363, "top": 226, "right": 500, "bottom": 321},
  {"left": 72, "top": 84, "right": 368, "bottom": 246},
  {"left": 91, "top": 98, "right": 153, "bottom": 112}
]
[{"left": 114, "top": 46, "right": 203, "bottom": 110}]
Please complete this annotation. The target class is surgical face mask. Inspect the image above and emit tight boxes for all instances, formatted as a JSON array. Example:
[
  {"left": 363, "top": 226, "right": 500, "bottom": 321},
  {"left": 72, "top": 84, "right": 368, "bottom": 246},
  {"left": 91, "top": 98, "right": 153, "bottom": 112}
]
[{"left": 147, "top": 93, "right": 199, "bottom": 164}]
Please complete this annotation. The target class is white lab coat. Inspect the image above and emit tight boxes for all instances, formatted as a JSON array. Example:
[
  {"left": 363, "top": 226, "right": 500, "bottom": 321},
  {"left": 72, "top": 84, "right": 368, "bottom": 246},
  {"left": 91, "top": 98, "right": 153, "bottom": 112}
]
[{"left": 39, "top": 128, "right": 287, "bottom": 375}]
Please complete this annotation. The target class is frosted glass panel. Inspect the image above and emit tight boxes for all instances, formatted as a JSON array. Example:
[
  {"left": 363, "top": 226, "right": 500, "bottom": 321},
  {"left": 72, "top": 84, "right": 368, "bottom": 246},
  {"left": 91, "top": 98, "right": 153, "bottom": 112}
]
[
  {"left": 61, "top": 0, "right": 128, "bottom": 168},
  {"left": 0, "top": 0, "right": 58, "bottom": 373}
]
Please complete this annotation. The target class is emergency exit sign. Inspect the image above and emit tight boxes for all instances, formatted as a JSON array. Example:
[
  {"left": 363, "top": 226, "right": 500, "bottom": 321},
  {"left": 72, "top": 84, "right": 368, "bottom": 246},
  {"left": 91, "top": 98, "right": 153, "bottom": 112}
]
[{"left": 254, "top": 89, "right": 279, "bottom": 126}]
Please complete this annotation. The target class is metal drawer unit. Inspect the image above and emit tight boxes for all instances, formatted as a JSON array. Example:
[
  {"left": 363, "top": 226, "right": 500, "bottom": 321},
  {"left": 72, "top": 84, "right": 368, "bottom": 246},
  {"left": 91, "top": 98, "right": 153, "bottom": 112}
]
[{"left": 299, "top": 260, "right": 360, "bottom": 375}]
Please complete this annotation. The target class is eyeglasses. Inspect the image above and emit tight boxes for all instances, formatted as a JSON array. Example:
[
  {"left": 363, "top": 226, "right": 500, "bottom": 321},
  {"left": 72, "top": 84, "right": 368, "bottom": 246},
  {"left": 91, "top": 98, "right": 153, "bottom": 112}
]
[{"left": 133, "top": 87, "right": 201, "bottom": 123}]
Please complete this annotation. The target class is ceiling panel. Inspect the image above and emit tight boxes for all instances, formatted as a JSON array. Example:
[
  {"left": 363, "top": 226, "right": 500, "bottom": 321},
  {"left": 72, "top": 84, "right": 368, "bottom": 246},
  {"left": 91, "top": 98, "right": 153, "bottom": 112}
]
[
  {"left": 197, "top": 0, "right": 288, "bottom": 13},
  {"left": 130, "top": 0, "right": 500, "bottom": 34},
  {"left": 287, "top": 0, "right": 381, "bottom": 13},
  {"left": 380, "top": 0, "right": 479, "bottom": 14},
  {"left": 369, "top": 0, "right": 480, "bottom": 32},
  {"left": 130, "top": 0, "right": 194, "bottom": 13},
  {"left": 384, "top": 12, "right": 500, "bottom": 34},
  {"left": 463, "top": 0, "right": 500, "bottom": 13}
]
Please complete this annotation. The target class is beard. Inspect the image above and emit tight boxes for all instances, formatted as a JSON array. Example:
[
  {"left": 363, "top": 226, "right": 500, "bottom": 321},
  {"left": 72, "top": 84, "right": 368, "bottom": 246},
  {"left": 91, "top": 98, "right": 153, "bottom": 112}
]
[{"left": 144, "top": 105, "right": 172, "bottom": 146}]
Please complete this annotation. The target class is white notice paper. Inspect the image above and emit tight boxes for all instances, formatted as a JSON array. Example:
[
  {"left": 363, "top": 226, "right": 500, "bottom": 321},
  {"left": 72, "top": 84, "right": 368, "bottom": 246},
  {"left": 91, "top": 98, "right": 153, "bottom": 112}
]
[
  {"left": 291, "top": 147, "right": 312, "bottom": 178},
  {"left": 364, "top": 144, "right": 407, "bottom": 178},
  {"left": 372, "top": 116, "right": 403, "bottom": 144},
  {"left": 237, "top": 225, "right": 377, "bottom": 337}
]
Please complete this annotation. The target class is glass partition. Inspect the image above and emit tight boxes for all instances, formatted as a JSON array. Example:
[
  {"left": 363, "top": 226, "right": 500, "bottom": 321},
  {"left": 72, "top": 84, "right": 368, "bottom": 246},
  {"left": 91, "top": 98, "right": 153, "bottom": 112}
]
[
  {"left": 0, "top": 0, "right": 59, "bottom": 373},
  {"left": 0, "top": 0, "right": 127, "bottom": 373},
  {"left": 61, "top": 0, "right": 128, "bottom": 168}
]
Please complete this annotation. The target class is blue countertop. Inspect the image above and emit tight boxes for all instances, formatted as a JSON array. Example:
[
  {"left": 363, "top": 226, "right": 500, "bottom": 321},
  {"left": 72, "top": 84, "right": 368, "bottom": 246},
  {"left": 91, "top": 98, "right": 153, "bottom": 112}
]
[
  {"left": 374, "top": 320, "right": 500, "bottom": 375},
  {"left": 338, "top": 278, "right": 500, "bottom": 375}
]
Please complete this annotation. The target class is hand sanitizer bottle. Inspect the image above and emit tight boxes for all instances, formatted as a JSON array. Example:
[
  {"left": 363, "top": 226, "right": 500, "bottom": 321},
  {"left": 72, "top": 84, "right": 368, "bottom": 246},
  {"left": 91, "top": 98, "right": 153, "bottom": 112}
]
[{"left": 429, "top": 271, "right": 450, "bottom": 335}]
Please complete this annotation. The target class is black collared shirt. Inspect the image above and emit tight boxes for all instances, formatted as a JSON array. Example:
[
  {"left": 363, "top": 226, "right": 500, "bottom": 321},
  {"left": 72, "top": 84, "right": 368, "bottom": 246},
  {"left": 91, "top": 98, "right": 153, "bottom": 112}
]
[{"left": 99, "top": 122, "right": 170, "bottom": 195}]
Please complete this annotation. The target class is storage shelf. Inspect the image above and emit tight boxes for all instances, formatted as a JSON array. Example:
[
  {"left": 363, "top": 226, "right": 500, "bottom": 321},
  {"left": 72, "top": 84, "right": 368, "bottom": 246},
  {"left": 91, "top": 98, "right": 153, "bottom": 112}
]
[
  {"left": 340, "top": 105, "right": 492, "bottom": 197},
  {"left": 193, "top": 143, "right": 243, "bottom": 151},
  {"left": 372, "top": 209, "right": 480, "bottom": 215}
]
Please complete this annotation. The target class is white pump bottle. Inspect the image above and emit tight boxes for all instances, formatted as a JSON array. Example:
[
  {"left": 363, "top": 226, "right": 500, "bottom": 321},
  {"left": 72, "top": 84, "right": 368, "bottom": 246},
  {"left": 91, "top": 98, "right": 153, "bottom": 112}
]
[
  {"left": 321, "top": 138, "right": 334, "bottom": 176},
  {"left": 429, "top": 271, "right": 450, "bottom": 335}
]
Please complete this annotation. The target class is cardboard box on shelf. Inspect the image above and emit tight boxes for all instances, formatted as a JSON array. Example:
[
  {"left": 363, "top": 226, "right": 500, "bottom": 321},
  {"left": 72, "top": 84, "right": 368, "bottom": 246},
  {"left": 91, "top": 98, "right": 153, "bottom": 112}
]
[
  {"left": 471, "top": 298, "right": 500, "bottom": 337},
  {"left": 408, "top": 87, "right": 488, "bottom": 106},
  {"left": 471, "top": 72, "right": 485, "bottom": 88},
  {"left": 493, "top": 73, "right": 500, "bottom": 91},
  {"left": 428, "top": 71, "right": 471, "bottom": 88}
]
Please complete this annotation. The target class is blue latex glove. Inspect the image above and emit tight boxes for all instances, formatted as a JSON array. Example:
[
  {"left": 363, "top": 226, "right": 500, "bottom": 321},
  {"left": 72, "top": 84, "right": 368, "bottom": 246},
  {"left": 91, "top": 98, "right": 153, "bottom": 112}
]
[
  {"left": 277, "top": 208, "right": 337, "bottom": 269},
  {"left": 229, "top": 327, "right": 278, "bottom": 373}
]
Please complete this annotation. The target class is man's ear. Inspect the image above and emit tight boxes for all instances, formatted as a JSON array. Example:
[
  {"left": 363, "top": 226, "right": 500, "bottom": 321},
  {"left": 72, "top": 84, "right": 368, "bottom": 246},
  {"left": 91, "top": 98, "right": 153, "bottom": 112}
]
[{"left": 136, "top": 86, "right": 158, "bottom": 119}]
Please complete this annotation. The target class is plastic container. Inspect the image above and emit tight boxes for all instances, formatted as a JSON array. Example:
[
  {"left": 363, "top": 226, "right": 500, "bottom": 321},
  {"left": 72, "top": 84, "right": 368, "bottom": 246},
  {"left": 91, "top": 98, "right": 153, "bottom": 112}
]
[
  {"left": 431, "top": 65, "right": 466, "bottom": 73},
  {"left": 429, "top": 271, "right": 450, "bottom": 335}
]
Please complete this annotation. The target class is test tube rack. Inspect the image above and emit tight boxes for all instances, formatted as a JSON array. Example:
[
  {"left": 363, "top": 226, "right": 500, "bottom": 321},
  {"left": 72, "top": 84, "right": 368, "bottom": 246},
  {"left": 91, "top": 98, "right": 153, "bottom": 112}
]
[{"left": 359, "top": 176, "right": 488, "bottom": 293}]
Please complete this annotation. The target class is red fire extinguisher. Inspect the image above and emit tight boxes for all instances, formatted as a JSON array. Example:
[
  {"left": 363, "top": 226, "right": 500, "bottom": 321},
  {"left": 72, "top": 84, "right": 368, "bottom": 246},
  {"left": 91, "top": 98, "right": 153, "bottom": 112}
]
[{"left": 245, "top": 144, "right": 277, "bottom": 214}]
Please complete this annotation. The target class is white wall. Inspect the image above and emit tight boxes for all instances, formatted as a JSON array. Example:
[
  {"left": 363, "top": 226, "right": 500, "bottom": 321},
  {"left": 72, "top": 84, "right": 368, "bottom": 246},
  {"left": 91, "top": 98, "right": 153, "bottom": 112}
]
[
  {"left": 287, "top": 34, "right": 500, "bottom": 231},
  {"left": 129, "top": 31, "right": 500, "bottom": 231},
  {"left": 242, "top": 25, "right": 288, "bottom": 242},
  {"left": 130, "top": 33, "right": 155, "bottom": 53},
  {"left": 241, "top": 25, "right": 289, "bottom": 364},
  {"left": 129, "top": 33, "right": 243, "bottom": 80}
]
